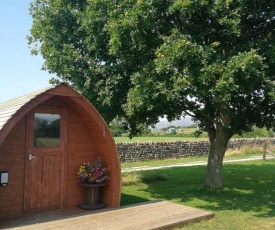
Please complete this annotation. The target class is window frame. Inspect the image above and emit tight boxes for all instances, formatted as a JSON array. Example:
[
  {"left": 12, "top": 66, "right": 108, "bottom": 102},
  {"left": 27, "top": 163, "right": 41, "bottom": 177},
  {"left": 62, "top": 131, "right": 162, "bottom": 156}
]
[{"left": 28, "top": 107, "right": 67, "bottom": 153}]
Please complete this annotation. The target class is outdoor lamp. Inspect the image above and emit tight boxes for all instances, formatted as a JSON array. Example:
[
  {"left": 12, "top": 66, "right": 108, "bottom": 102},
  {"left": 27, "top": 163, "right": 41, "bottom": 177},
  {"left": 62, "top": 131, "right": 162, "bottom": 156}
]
[{"left": 0, "top": 171, "right": 8, "bottom": 186}]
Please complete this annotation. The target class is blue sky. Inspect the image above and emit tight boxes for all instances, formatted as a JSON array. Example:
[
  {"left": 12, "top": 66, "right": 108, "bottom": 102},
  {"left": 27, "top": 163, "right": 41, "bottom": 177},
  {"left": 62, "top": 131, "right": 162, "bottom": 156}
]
[{"left": 0, "top": 0, "right": 52, "bottom": 103}]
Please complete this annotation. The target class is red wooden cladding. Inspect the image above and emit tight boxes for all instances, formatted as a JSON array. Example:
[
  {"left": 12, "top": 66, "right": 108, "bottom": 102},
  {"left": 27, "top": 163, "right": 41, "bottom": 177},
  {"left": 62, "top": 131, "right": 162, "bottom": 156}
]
[
  {"left": 0, "top": 117, "right": 26, "bottom": 219},
  {"left": 0, "top": 84, "right": 121, "bottom": 219}
]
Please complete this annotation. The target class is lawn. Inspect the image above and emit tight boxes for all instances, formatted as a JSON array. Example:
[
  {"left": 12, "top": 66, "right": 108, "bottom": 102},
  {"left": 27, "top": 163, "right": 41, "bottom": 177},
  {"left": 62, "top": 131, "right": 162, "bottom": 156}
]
[{"left": 121, "top": 159, "right": 275, "bottom": 229}]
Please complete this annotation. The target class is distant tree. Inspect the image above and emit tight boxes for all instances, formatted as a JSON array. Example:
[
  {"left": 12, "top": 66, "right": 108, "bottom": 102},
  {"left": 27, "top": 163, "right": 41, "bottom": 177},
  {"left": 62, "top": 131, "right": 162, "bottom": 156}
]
[
  {"left": 160, "top": 127, "right": 167, "bottom": 132},
  {"left": 186, "top": 124, "right": 197, "bottom": 129},
  {"left": 167, "top": 126, "right": 176, "bottom": 130},
  {"left": 233, "top": 127, "right": 273, "bottom": 138},
  {"left": 109, "top": 117, "right": 127, "bottom": 137},
  {"left": 28, "top": 0, "right": 275, "bottom": 190}
]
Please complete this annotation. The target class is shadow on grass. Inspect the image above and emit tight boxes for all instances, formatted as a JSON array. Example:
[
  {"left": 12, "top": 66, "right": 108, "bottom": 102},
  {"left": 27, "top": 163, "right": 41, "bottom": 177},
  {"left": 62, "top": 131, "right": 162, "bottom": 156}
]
[
  {"left": 120, "top": 193, "right": 150, "bottom": 206},
  {"left": 121, "top": 161, "right": 275, "bottom": 218}
]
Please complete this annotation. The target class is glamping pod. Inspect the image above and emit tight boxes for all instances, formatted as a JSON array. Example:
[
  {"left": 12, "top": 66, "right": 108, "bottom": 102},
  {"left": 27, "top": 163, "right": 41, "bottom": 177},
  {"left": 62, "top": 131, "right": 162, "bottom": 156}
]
[{"left": 0, "top": 84, "right": 121, "bottom": 219}]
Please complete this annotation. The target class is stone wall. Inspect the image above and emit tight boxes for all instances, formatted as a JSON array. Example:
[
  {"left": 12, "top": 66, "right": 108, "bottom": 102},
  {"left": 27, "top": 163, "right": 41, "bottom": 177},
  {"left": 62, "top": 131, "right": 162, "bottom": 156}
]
[{"left": 116, "top": 138, "right": 275, "bottom": 162}]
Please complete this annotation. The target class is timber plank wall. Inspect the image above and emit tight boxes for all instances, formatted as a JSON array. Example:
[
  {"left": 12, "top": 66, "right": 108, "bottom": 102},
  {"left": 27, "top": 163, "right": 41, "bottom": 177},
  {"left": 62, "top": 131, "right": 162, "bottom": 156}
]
[{"left": 0, "top": 117, "right": 26, "bottom": 218}]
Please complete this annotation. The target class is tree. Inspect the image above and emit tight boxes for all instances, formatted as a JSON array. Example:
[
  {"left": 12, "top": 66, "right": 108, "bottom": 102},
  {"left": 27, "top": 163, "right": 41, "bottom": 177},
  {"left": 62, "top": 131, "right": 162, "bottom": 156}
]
[
  {"left": 28, "top": 0, "right": 275, "bottom": 190},
  {"left": 109, "top": 117, "right": 128, "bottom": 136}
]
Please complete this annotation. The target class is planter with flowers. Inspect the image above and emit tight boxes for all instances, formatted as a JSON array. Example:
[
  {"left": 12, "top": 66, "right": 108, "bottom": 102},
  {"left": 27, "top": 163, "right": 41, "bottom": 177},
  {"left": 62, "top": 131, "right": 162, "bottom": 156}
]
[
  {"left": 78, "top": 158, "right": 110, "bottom": 184},
  {"left": 77, "top": 158, "right": 110, "bottom": 210}
]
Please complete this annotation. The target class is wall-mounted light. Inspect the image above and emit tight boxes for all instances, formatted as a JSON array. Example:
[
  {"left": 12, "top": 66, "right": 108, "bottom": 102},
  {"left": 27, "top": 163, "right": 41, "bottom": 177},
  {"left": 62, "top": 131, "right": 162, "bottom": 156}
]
[{"left": 0, "top": 171, "right": 8, "bottom": 186}]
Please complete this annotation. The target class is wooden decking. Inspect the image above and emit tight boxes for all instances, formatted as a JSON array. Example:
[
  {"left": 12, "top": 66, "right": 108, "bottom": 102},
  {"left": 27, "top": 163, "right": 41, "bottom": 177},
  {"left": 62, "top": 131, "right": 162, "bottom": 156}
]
[{"left": 0, "top": 200, "right": 214, "bottom": 230}]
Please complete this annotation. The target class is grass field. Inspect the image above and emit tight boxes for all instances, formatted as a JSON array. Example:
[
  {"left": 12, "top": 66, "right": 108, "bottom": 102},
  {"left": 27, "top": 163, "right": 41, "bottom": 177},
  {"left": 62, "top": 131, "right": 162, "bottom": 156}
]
[{"left": 121, "top": 159, "right": 275, "bottom": 229}]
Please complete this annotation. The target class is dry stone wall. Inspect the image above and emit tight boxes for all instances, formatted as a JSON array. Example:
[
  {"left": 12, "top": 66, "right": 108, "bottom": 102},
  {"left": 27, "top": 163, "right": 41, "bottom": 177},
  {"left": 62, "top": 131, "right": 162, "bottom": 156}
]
[{"left": 116, "top": 138, "right": 275, "bottom": 162}]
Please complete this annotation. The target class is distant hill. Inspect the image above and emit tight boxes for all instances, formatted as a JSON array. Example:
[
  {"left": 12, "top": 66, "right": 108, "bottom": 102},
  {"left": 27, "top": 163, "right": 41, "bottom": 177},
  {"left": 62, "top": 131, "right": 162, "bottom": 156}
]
[{"left": 152, "top": 116, "right": 195, "bottom": 130}]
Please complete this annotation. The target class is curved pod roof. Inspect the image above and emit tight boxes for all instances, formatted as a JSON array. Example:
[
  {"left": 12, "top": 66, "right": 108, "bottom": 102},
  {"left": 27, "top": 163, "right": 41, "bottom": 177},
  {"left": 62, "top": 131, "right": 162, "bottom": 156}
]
[{"left": 0, "top": 84, "right": 105, "bottom": 145}]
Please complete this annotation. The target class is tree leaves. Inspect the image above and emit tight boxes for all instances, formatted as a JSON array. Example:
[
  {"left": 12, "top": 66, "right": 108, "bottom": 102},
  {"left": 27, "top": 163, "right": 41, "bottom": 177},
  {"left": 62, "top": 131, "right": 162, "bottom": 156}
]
[{"left": 28, "top": 0, "right": 275, "bottom": 136}]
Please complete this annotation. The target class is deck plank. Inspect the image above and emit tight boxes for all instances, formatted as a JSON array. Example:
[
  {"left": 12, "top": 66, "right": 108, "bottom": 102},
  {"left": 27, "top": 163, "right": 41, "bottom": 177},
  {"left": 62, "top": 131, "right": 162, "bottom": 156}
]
[{"left": 0, "top": 200, "right": 214, "bottom": 230}]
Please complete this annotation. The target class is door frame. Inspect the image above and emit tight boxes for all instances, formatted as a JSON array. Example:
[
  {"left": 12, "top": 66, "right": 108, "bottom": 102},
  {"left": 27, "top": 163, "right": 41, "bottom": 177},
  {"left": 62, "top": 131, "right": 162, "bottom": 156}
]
[{"left": 24, "top": 106, "right": 67, "bottom": 213}]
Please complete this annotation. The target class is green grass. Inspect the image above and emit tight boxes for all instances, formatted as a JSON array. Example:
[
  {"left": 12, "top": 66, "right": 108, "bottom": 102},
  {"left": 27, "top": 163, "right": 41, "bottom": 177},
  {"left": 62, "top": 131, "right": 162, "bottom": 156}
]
[
  {"left": 121, "top": 156, "right": 207, "bottom": 168},
  {"left": 121, "top": 159, "right": 275, "bottom": 229}
]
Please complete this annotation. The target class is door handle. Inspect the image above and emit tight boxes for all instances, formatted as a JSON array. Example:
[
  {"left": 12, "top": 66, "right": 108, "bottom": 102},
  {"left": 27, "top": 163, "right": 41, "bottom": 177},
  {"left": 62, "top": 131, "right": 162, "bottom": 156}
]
[{"left": 28, "top": 154, "right": 36, "bottom": 161}]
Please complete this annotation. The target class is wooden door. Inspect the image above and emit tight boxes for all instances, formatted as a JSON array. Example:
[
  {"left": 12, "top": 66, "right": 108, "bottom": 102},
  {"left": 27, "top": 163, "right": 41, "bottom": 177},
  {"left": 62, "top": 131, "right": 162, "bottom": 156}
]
[{"left": 25, "top": 107, "right": 67, "bottom": 213}]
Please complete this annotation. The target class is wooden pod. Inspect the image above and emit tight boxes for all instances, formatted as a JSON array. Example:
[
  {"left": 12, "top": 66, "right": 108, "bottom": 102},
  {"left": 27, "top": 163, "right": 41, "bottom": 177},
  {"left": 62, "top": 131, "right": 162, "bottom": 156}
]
[{"left": 0, "top": 84, "right": 121, "bottom": 219}]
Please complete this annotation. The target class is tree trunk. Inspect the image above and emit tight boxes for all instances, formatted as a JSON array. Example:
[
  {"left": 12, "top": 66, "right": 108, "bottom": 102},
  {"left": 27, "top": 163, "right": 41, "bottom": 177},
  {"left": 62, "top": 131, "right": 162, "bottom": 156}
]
[{"left": 204, "top": 127, "right": 230, "bottom": 190}]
